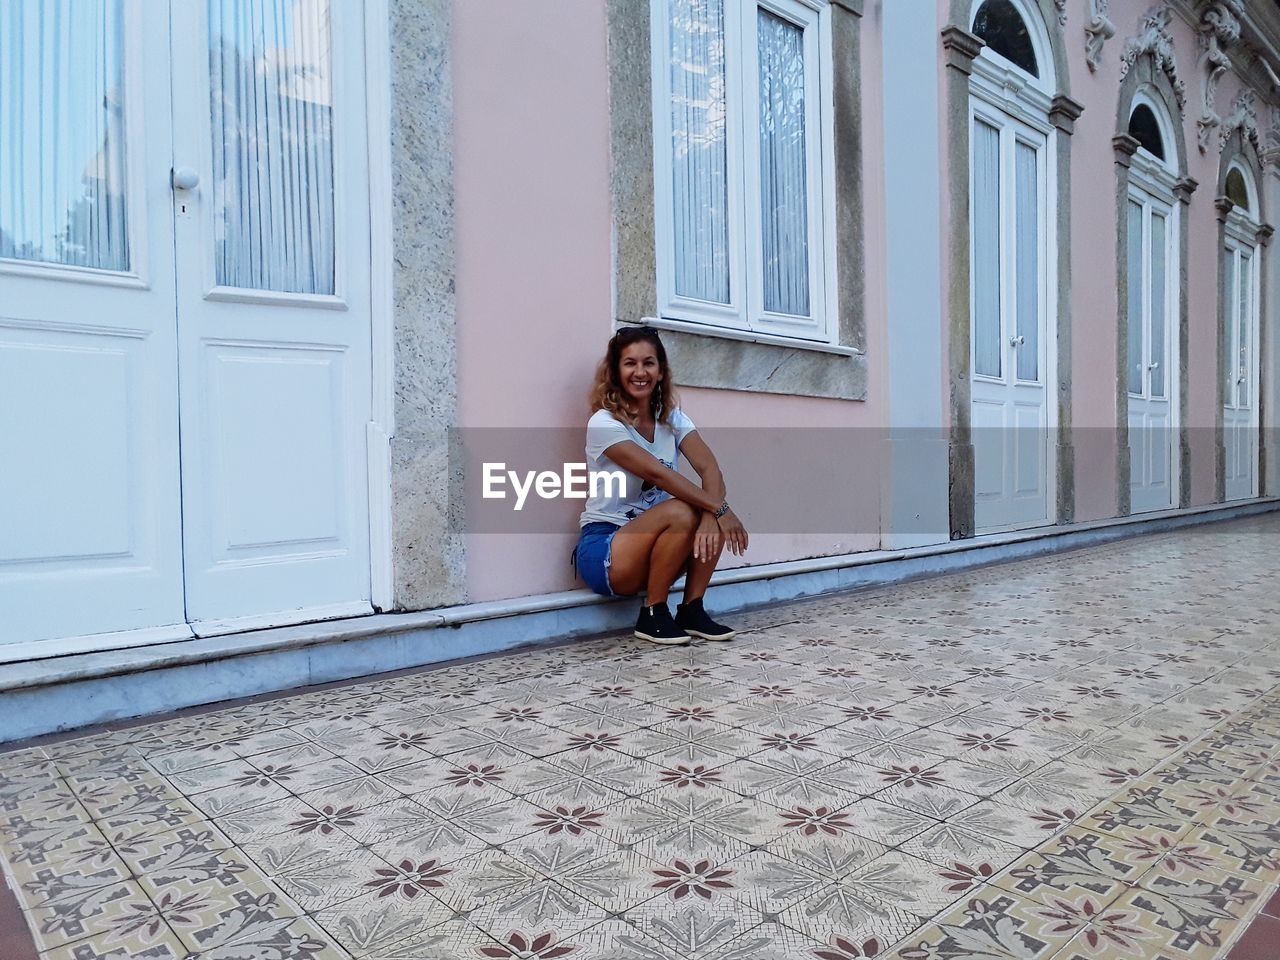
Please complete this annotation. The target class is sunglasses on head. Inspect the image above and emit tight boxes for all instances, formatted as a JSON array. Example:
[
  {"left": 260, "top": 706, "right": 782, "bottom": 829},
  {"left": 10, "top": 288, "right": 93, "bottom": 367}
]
[{"left": 614, "top": 324, "right": 659, "bottom": 341}]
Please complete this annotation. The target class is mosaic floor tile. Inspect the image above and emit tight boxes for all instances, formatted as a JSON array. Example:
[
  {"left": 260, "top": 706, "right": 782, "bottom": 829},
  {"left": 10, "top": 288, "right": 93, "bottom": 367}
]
[
  {"left": 624, "top": 891, "right": 769, "bottom": 957},
  {"left": 990, "top": 826, "right": 1152, "bottom": 908},
  {"left": 310, "top": 893, "right": 474, "bottom": 959},
  {"left": 1107, "top": 870, "right": 1260, "bottom": 958},
  {"left": 892, "top": 891, "right": 1081, "bottom": 959},
  {"left": 6, "top": 519, "right": 1280, "bottom": 959}
]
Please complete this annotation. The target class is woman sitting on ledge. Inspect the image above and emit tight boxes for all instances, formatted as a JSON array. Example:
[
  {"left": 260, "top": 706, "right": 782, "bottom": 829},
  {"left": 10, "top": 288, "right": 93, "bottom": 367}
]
[{"left": 574, "top": 325, "right": 748, "bottom": 645}]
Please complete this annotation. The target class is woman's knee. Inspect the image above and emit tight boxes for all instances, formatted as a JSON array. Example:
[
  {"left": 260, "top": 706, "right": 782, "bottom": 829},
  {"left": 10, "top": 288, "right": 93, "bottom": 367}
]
[{"left": 665, "top": 499, "right": 699, "bottom": 533}]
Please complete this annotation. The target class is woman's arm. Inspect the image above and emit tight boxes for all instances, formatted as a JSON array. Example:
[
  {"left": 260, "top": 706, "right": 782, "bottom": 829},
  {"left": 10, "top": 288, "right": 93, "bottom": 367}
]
[
  {"left": 679, "top": 431, "right": 747, "bottom": 557},
  {"left": 677, "top": 432, "right": 725, "bottom": 504},
  {"left": 600, "top": 440, "right": 722, "bottom": 514}
]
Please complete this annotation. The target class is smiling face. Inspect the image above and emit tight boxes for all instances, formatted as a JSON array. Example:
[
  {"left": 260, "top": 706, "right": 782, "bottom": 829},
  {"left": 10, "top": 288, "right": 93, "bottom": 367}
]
[{"left": 617, "top": 340, "right": 662, "bottom": 411}]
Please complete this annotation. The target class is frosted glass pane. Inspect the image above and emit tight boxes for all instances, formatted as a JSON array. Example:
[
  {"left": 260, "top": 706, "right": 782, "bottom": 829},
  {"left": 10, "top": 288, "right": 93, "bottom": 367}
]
[
  {"left": 1014, "top": 142, "right": 1038, "bottom": 382},
  {"left": 1126, "top": 201, "right": 1143, "bottom": 396},
  {"left": 669, "top": 0, "right": 730, "bottom": 304},
  {"left": 758, "top": 9, "right": 810, "bottom": 318},
  {"left": 0, "top": 0, "right": 129, "bottom": 271},
  {"left": 1238, "top": 254, "right": 1251, "bottom": 407},
  {"left": 972, "top": 121, "right": 1001, "bottom": 379},
  {"left": 1149, "top": 212, "right": 1166, "bottom": 398},
  {"left": 1223, "top": 250, "right": 1236, "bottom": 402},
  {"left": 209, "top": 0, "right": 335, "bottom": 294}
]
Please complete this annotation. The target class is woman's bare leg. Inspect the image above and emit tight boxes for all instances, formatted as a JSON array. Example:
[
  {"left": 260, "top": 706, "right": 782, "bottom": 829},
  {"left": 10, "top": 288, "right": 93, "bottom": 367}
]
[
  {"left": 607, "top": 499, "right": 699, "bottom": 603},
  {"left": 680, "top": 536, "right": 724, "bottom": 604}
]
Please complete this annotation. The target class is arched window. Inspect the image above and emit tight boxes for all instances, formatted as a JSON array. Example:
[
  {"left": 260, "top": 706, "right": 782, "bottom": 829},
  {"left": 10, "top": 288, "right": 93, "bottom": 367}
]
[
  {"left": 1226, "top": 167, "right": 1254, "bottom": 217},
  {"left": 1128, "top": 104, "right": 1165, "bottom": 161},
  {"left": 972, "top": 0, "right": 1039, "bottom": 78}
]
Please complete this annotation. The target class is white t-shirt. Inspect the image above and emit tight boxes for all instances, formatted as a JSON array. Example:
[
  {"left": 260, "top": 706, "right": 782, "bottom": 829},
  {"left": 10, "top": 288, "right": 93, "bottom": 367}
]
[{"left": 580, "top": 408, "right": 697, "bottom": 527}]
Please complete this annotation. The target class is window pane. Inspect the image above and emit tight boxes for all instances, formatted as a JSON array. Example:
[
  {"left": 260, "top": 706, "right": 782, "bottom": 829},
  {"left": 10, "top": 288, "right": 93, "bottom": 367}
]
[
  {"left": 972, "top": 120, "right": 1002, "bottom": 379},
  {"left": 1126, "top": 200, "right": 1144, "bottom": 396},
  {"left": 1149, "top": 211, "right": 1166, "bottom": 398},
  {"left": 0, "top": 0, "right": 129, "bottom": 271},
  {"left": 1238, "top": 254, "right": 1251, "bottom": 407},
  {"left": 669, "top": 0, "right": 730, "bottom": 304},
  {"left": 209, "top": 0, "right": 335, "bottom": 294},
  {"left": 972, "top": 0, "right": 1038, "bottom": 77},
  {"left": 757, "top": 9, "right": 810, "bottom": 318},
  {"left": 1014, "top": 141, "right": 1038, "bottom": 382},
  {"left": 1223, "top": 250, "right": 1236, "bottom": 402},
  {"left": 1226, "top": 168, "right": 1250, "bottom": 213},
  {"left": 1127, "top": 105, "right": 1164, "bottom": 161}
]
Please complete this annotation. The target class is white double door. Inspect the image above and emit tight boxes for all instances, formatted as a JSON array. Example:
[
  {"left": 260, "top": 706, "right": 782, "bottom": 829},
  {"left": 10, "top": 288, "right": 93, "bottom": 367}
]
[
  {"left": 969, "top": 104, "right": 1052, "bottom": 533},
  {"left": 1223, "top": 235, "right": 1259, "bottom": 501},
  {"left": 0, "top": 1, "right": 373, "bottom": 659},
  {"left": 1126, "top": 186, "right": 1177, "bottom": 514}
]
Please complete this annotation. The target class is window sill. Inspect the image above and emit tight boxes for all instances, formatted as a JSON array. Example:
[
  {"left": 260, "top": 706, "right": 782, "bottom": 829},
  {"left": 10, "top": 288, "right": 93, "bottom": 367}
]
[
  {"left": 623, "top": 318, "right": 868, "bottom": 401},
  {"left": 635, "top": 317, "right": 864, "bottom": 358}
]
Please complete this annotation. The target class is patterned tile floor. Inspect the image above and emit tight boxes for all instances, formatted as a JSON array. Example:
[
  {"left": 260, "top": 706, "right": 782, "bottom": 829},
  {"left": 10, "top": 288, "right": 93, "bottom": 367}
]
[{"left": 3, "top": 515, "right": 1280, "bottom": 960}]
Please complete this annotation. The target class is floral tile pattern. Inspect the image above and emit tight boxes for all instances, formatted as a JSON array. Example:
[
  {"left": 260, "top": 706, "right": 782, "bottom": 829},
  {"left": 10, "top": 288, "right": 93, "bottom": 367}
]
[{"left": 3, "top": 516, "right": 1280, "bottom": 958}]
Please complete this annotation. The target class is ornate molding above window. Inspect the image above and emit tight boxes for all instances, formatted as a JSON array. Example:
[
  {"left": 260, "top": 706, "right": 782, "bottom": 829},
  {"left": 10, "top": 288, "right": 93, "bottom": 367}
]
[
  {"left": 1121, "top": 4, "right": 1186, "bottom": 111},
  {"left": 1196, "top": 0, "right": 1245, "bottom": 154},
  {"left": 1085, "top": 0, "right": 1115, "bottom": 73},
  {"left": 1264, "top": 106, "right": 1280, "bottom": 172},
  {"left": 1219, "top": 90, "right": 1260, "bottom": 153}
]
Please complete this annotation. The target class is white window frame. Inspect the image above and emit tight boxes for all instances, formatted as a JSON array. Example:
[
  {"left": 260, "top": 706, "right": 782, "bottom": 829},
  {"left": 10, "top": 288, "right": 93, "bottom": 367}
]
[
  {"left": 1223, "top": 161, "right": 1260, "bottom": 422},
  {"left": 650, "top": 0, "right": 835, "bottom": 343},
  {"left": 967, "top": 97, "right": 1049, "bottom": 388},
  {"left": 1125, "top": 91, "right": 1180, "bottom": 407},
  {"left": 1124, "top": 183, "right": 1177, "bottom": 401}
]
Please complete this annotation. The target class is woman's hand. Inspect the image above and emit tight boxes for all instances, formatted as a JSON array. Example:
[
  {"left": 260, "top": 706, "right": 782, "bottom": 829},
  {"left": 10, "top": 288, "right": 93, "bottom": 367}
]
[
  {"left": 716, "top": 508, "right": 748, "bottom": 556},
  {"left": 693, "top": 511, "right": 722, "bottom": 563}
]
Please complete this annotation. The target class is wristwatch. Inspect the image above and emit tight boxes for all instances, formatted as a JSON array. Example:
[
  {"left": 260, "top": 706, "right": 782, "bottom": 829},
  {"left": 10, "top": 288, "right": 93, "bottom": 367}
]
[{"left": 714, "top": 500, "right": 731, "bottom": 518}]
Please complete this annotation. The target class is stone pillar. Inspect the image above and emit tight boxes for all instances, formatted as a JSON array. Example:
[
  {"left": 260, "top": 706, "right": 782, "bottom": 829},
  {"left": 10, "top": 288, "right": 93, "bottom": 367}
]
[
  {"left": 388, "top": 0, "right": 465, "bottom": 610},
  {"left": 1050, "top": 95, "right": 1084, "bottom": 525},
  {"left": 940, "top": 25, "right": 983, "bottom": 541}
]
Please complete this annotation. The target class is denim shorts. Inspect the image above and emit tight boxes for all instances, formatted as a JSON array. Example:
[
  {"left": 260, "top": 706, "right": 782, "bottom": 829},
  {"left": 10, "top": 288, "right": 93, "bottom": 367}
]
[{"left": 575, "top": 522, "right": 622, "bottom": 597}]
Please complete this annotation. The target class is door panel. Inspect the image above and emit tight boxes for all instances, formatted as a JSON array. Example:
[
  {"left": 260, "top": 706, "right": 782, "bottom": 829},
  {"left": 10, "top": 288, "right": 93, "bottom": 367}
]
[
  {"left": 1128, "top": 189, "right": 1175, "bottom": 514},
  {"left": 0, "top": 2, "right": 188, "bottom": 656},
  {"left": 970, "top": 105, "right": 1049, "bottom": 533},
  {"left": 171, "top": 0, "right": 372, "bottom": 630},
  {"left": 1224, "top": 241, "right": 1258, "bottom": 501}
]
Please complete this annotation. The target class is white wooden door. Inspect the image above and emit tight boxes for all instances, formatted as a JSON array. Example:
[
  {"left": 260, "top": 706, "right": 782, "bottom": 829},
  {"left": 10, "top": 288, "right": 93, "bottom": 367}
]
[
  {"left": 970, "top": 108, "right": 1050, "bottom": 533},
  {"left": 1223, "top": 239, "right": 1259, "bottom": 501},
  {"left": 0, "top": 3, "right": 191, "bottom": 658},
  {"left": 1126, "top": 190, "right": 1176, "bottom": 514},
  {"left": 170, "top": 0, "right": 373, "bottom": 634}
]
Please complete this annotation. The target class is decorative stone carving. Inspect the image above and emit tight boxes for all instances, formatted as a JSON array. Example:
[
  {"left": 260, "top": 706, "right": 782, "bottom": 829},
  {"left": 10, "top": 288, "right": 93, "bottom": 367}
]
[
  {"left": 1218, "top": 90, "right": 1259, "bottom": 151},
  {"left": 1085, "top": 0, "right": 1115, "bottom": 72},
  {"left": 1174, "top": 177, "right": 1199, "bottom": 205},
  {"left": 1121, "top": 5, "right": 1186, "bottom": 111},
  {"left": 1113, "top": 132, "right": 1141, "bottom": 168},
  {"left": 1265, "top": 106, "right": 1280, "bottom": 171},
  {"left": 942, "top": 25, "right": 985, "bottom": 76},
  {"left": 1054, "top": 0, "right": 1067, "bottom": 27},
  {"left": 1196, "top": 0, "right": 1244, "bottom": 153},
  {"left": 1050, "top": 95, "right": 1085, "bottom": 135}
]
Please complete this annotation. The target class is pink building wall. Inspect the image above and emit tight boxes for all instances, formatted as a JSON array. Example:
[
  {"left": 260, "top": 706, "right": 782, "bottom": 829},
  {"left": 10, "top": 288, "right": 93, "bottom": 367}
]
[
  {"left": 454, "top": 0, "right": 891, "bottom": 604},
  {"left": 935, "top": 0, "right": 1266, "bottom": 522},
  {"left": 455, "top": 0, "right": 1266, "bottom": 606}
]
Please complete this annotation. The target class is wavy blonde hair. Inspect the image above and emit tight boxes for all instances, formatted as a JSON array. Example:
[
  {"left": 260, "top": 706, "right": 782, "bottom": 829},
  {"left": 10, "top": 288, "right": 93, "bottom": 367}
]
[{"left": 590, "top": 326, "right": 679, "bottom": 424}]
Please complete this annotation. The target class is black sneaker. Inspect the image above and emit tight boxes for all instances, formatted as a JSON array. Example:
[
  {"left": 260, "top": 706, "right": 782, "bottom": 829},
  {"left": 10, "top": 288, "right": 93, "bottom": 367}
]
[
  {"left": 675, "top": 597, "right": 736, "bottom": 641},
  {"left": 634, "top": 603, "right": 690, "bottom": 645}
]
